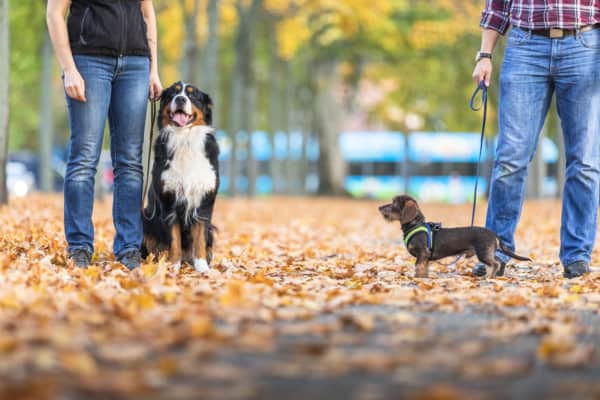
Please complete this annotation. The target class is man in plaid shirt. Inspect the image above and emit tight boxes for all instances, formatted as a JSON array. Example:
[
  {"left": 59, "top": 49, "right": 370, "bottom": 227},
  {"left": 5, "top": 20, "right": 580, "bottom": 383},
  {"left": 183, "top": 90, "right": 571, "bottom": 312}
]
[{"left": 472, "top": 0, "right": 600, "bottom": 279}]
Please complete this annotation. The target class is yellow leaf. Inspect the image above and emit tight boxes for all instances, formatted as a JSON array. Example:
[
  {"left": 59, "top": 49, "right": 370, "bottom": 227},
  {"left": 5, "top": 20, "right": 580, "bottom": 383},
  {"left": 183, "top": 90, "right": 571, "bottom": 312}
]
[
  {"left": 61, "top": 351, "right": 98, "bottom": 377},
  {"left": 141, "top": 262, "right": 158, "bottom": 279},
  {"left": 158, "top": 357, "right": 178, "bottom": 377},
  {"left": 189, "top": 316, "right": 214, "bottom": 337}
]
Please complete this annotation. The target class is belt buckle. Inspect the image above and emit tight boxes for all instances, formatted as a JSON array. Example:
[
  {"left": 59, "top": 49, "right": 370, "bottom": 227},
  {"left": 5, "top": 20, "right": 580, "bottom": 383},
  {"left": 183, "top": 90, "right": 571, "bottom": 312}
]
[{"left": 550, "top": 28, "right": 564, "bottom": 38}]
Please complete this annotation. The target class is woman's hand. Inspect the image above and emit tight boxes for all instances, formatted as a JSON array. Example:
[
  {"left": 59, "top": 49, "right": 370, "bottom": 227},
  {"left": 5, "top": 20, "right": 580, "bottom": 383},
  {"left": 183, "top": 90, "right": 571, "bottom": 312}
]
[
  {"left": 63, "top": 67, "right": 87, "bottom": 102},
  {"left": 48, "top": 0, "right": 86, "bottom": 102},
  {"left": 149, "top": 70, "right": 162, "bottom": 101}
]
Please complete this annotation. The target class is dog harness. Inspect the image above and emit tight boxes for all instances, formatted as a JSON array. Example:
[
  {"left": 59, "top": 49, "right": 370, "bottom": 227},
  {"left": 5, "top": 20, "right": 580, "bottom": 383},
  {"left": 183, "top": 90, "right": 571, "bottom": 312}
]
[{"left": 403, "top": 222, "right": 441, "bottom": 252}]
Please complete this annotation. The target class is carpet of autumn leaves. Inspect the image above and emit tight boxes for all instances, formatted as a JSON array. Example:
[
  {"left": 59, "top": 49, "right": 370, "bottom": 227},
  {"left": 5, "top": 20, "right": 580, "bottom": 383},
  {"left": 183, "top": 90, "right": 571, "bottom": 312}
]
[{"left": 1, "top": 195, "right": 600, "bottom": 399}]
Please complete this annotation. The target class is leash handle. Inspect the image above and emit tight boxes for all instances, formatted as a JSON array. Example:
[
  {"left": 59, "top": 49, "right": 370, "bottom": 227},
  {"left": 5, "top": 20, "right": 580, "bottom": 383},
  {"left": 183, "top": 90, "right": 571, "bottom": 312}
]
[
  {"left": 142, "top": 100, "right": 158, "bottom": 221},
  {"left": 469, "top": 80, "right": 488, "bottom": 227},
  {"left": 470, "top": 80, "right": 488, "bottom": 112}
]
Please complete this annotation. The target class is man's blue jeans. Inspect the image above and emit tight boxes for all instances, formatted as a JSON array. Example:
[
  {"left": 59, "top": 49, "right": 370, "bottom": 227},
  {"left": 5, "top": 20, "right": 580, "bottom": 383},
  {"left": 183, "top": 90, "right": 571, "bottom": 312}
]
[
  {"left": 64, "top": 55, "right": 149, "bottom": 258},
  {"left": 487, "top": 27, "right": 600, "bottom": 268}
]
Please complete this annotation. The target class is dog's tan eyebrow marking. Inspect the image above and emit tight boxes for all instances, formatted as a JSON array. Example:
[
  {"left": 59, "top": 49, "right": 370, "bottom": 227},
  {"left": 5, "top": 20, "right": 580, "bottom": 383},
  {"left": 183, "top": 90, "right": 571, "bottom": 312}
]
[
  {"left": 186, "top": 86, "right": 194, "bottom": 94},
  {"left": 175, "top": 84, "right": 182, "bottom": 92}
]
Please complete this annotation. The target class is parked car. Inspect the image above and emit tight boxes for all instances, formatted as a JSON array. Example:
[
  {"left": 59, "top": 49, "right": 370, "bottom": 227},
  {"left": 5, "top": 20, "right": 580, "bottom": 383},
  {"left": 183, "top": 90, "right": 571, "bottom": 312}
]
[{"left": 7, "top": 161, "right": 35, "bottom": 198}]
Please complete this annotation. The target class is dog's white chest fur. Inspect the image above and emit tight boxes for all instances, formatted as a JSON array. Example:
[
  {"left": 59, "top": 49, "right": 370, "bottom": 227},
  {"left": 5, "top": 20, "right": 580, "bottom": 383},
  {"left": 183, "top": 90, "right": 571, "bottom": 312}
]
[{"left": 161, "top": 126, "right": 216, "bottom": 210}]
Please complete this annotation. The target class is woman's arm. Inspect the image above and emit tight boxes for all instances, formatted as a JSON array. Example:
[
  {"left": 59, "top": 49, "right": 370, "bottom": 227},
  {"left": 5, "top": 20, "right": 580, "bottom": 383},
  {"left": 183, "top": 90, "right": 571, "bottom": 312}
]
[
  {"left": 46, "top": 0, "right": 86, "bottom": 102},
  {"left": 140, "top": 0, "right": 162, "bottom": 101}
]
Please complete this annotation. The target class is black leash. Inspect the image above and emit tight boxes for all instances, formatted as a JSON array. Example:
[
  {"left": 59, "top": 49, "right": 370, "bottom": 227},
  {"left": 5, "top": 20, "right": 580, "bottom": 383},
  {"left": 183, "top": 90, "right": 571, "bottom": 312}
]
[
  {"left": 142, "top": 100, "right": 158, "bottom": 221},
  {"left": 469, "top": 80, "right": 488, "bottom": 227},
  {"left": 440, "top": 81, "right": 489, "bottom": 268}
]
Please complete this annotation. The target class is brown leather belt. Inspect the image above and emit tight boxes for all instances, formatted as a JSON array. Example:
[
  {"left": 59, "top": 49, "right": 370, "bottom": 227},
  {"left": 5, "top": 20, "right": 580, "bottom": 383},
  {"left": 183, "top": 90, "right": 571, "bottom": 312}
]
[{"left": 528, "top": 23, "right": 600, "bottom": 38}]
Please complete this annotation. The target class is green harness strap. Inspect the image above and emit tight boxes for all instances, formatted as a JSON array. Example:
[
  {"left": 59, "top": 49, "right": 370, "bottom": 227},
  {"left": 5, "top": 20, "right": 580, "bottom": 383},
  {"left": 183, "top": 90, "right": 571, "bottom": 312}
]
[{"left": 403, "top": 225, "right": 430, "bottom": 247}]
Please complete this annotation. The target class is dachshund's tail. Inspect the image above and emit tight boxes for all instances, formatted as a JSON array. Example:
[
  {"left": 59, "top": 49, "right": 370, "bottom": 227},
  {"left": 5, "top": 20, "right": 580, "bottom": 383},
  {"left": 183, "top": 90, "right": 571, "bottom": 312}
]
[{"left": 497, "top": 239, "right": 532, "bottom": 261}]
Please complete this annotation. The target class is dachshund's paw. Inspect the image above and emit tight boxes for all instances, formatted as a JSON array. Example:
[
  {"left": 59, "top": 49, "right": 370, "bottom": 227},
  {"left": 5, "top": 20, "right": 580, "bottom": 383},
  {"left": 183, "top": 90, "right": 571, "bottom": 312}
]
[
  {"left": 415, "top": 266, "right": 429, "bottom": 278},
  {"left": 194, "top": 258, "right": 210, "bottom": 273}
]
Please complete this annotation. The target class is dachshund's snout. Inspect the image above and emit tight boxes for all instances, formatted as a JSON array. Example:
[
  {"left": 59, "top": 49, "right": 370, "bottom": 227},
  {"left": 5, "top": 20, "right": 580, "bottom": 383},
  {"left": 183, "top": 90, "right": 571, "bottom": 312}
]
[{"left": 379, "top": 203, "right": 394, "bottom": 220}]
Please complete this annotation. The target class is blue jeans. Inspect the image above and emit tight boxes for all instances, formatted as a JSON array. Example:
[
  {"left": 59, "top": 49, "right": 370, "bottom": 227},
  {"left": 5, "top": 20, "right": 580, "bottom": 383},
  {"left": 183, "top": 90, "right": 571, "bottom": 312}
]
[
  {"left": 64, "top": 55, "right": 149, "bottom": 258},
  {"left": 487, "top": 27, "right": 600, "bottom": 268}
]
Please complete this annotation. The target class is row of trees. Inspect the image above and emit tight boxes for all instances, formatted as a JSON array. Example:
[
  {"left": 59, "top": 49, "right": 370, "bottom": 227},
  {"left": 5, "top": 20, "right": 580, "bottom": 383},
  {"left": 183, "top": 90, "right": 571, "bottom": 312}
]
[
  {"left": 151, "top": 0, "right": 489, "bottom": 195},
  {"left": 0, "top": 0, "right": 8, "bottom": 203},
  {"left": 2, "top": 0, "right": 561, "bottom": 199}
]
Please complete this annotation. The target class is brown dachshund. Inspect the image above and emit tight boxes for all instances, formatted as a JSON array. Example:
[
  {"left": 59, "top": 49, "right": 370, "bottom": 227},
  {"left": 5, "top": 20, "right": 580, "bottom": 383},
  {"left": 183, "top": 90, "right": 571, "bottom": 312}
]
[{"left": 379, "top": 195, "right": 531, "bottom": 278}]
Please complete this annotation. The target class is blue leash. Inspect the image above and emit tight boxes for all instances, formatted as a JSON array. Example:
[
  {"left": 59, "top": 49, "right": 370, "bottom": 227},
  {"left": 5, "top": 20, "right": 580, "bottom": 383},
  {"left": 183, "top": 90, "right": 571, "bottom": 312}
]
[{"left": 469, "top": 80, "right": 488, "bottom": 227}]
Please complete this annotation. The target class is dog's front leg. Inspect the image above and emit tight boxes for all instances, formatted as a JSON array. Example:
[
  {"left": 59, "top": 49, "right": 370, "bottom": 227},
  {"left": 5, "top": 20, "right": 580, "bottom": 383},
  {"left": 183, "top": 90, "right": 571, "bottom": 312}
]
[
  {"left": 170, "top": 223, "right": 183, "bottom": 273},
  {"left": 414, "top": 254, "right": 429, "bottom": 278},
  {"left": 191, "top": 222, "right": 209, "bottom": 273}
]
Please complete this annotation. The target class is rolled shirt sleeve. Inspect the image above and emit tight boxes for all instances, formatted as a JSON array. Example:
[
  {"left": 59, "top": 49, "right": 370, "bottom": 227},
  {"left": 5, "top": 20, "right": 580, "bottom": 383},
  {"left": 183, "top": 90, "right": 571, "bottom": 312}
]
[{"left": 480, "top": 0, "right": 513, "bottom": 35}]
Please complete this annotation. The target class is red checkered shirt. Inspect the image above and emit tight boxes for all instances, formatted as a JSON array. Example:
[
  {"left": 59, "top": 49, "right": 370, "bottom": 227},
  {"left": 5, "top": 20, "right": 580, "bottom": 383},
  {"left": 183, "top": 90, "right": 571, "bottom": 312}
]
[{"left": 481, "top": 0, "right": 600, "bottom": 34}]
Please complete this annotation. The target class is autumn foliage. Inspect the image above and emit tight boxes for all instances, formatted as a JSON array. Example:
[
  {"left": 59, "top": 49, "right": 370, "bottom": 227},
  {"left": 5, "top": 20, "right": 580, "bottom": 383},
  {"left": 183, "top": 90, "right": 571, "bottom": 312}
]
[{"left": 0, "top": 196, "right": 599, "bottom": 398}]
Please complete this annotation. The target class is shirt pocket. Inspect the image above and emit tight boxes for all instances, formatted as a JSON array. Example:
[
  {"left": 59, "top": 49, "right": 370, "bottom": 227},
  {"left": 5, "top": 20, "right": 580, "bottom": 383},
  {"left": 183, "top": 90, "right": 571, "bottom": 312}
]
[{"left": 78, "top": 7, "right": 93, "bottom": 46}]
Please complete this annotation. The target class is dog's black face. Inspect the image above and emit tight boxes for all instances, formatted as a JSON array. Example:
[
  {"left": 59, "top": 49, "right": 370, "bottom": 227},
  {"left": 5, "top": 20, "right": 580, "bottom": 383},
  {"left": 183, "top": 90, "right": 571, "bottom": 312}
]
[
  {"left": 379, "top": 195, "right": 424, "bottom": 225},
  {"left": 159, "top": 81, "right": 213, "bottom": 129}
]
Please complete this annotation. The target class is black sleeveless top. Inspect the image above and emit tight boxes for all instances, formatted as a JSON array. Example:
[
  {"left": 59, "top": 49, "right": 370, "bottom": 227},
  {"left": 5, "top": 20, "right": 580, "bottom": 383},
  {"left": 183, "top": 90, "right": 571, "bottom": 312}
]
[{"left": 67, "top": 0, "right": 150, "bottom": 58}]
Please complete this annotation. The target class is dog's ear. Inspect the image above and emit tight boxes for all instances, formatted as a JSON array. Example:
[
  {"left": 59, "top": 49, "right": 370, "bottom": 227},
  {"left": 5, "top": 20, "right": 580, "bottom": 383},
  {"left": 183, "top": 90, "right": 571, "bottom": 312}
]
[{"left": 400, "top": 200, "right": 418, "bottom": 224}]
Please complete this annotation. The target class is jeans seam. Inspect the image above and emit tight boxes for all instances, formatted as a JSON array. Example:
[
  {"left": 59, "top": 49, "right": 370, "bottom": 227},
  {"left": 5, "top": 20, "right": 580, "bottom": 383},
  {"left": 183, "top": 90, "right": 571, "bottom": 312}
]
[{"left": 111, "top": 102, "right": 122, "bottom": 243}]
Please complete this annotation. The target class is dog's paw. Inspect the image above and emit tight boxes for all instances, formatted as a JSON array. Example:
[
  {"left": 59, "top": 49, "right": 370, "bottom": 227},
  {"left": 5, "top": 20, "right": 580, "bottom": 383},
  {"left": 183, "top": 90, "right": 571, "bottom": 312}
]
[
  {"left": 173, "top": 261, "right": 182, "bottom": 274},
  {"left": 415, "top": 265, "right": 429, "bottom": 278},
  {"left": 194, "top": 258, "right": 210, "bottom": 273}
]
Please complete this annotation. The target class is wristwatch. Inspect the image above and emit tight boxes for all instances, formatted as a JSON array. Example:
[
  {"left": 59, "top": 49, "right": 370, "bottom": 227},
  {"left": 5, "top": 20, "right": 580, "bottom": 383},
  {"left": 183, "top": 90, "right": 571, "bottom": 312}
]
[{"left": 475, "top": 51, "right": 493, "bottom": 62}]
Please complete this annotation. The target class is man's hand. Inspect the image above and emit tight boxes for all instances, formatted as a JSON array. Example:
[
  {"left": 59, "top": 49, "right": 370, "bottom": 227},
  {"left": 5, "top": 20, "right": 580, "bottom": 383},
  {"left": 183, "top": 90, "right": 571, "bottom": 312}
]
[
  {"left": 63, "top": 67, "right": 87, "bottom": 102},
  {"left": 472, "top": 58, "right": 493, "bottom": 87},
  {"left": 149, "top": 71, "right": 163, "bottom": 101}
]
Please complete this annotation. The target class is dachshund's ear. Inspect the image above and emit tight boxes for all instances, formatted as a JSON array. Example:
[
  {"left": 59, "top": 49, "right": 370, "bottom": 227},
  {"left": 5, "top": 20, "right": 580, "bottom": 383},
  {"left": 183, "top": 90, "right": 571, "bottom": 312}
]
[{"left": 400, "top": 200, "right": 418, "bottom": 224}]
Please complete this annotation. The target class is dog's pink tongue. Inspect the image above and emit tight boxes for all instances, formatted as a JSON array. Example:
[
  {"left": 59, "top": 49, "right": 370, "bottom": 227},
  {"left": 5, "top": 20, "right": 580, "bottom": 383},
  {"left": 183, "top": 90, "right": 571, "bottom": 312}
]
[{"left": 172, "top": 113, "right": 189, "bottom": 127}]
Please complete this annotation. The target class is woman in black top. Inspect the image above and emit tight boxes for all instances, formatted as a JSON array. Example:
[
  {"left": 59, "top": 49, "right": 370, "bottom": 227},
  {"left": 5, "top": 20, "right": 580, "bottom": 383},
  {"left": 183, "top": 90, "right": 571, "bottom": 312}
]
[{"left": 47, "top": 0, "right": 162, "bottom": 269}]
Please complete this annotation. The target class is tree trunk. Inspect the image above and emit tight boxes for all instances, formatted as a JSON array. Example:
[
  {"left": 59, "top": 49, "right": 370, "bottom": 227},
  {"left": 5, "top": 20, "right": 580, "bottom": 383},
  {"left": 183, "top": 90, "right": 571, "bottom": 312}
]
[
  {"left": 0, "top": 0, "right": 9, "bottom": 204},
  {"left": 227, "top": 0, "right": 245, "bottom": 196},
  {"left": 228, "top": 0, "right": 261, "bottom": 196},
  {"left": 245, "top": 84, "right": 258, "bottom": 197},
  {"left": 267, "top": 21, "right": 280, "bottom": 194},
  {"left": 285, "top": 65, "right": 301, "bottom": 194},
  {"left": 179, "top": 0, "right": 201, "bottom": 83},
  {"left": 39, "top": 31, "right": 54, "bottom": 192},
  {"left": 312, "top": 60, "right": 345, "bottom": 196},
  {"left": 204, "top": 0, "right": 220, "bottom": 126},
  {"left": 241, "top": 0, "right": 261, "bottom": 197}
]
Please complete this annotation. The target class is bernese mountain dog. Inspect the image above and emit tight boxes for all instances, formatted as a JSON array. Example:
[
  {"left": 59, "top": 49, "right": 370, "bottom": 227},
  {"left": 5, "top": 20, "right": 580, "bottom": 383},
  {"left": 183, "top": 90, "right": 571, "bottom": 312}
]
[{"left": 141, "top": 81, "right": 219, "bottom": 273}]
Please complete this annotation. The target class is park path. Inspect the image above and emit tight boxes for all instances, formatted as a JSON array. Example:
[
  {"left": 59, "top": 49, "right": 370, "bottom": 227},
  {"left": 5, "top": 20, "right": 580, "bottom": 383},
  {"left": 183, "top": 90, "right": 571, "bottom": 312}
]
[{"left": 0, "top": 196, "right": 599, "bottom": 399}]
